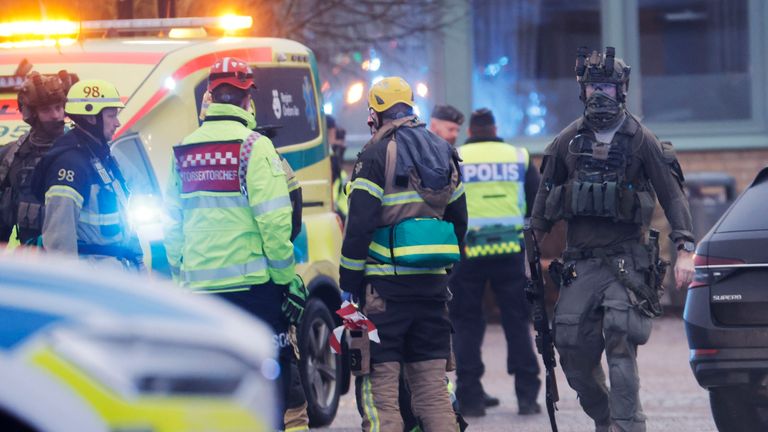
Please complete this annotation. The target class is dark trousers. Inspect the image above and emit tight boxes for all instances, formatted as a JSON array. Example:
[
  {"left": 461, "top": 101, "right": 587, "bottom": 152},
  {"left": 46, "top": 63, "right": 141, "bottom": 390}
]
[
  {"left": 218, "top": 281, "right": 306, "bottom": 428},
  {"left": 449, "top": 254, "right": 541, "bottom": 407}
]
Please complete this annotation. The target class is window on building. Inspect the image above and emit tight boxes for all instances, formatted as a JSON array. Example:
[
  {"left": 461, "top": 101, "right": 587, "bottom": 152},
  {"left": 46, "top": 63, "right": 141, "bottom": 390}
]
[
  {"left": 472, "top": 0, "right": 602, "bottom": 138},
  {"left": 638, "top": 0, "right": 750, "bottom": 123}
]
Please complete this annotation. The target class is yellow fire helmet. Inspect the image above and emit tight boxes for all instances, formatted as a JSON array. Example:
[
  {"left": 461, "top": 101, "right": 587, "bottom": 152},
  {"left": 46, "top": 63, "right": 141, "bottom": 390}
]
[
  {"left": 65, "top": 79, "right": 125, "bottom": 116},
  {"left": 368, "top": 76, "right": 414, "bottom": 113}
]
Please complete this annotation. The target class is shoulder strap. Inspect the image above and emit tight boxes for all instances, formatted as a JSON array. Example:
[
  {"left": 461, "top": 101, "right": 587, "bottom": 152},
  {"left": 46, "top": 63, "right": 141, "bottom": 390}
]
[{"left": 238, "top": 131, "right": 263, "bottom": 197}]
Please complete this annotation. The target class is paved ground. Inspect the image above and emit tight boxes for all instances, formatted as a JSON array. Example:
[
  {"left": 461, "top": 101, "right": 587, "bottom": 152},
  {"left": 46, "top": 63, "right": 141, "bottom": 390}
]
[{"left": 317, "top": 316, "right": 717, "bottom": 431}]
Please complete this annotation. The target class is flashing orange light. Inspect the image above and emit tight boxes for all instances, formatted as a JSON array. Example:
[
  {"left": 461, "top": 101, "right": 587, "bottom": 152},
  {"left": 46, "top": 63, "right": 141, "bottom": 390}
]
[
  {"left": 218, "top": 14, "right": 253, "bottom": 32},
  {"left": 346, "top": 82, "right": 365, "bottom": 105},
  {"left": 0, "top": 20, "right": 79, "bottom": 38},
  {"left": 0, "top": 38, "right": 76, "bottom": 49}
]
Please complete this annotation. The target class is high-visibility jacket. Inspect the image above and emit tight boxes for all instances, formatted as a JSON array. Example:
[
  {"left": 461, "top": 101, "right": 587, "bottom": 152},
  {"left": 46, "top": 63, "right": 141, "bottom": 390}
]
[
  {"left": 458, "top": 139, "right": 529, "bottom": 257},
  {"left": 164, "top": 103, "right": 295, "bottom": 292}
]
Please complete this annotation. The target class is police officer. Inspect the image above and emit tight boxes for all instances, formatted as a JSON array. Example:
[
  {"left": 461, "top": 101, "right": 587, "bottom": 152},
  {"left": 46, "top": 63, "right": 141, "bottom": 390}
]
[
  {"left": 32, "top": 79, "right": 143, "bottom": 270},
  {"left": 340, "top": 76, "right": 468, "bottom": 431},
  {"left": 530, "top": 47, "right": 695, "bottom": 432},
  {"left": 429, "top": 104, "right": 465, "bottom": 146},
  {"left": 449, "top": 108, "right": 542, "bottom": 417},
  {"left": 163, "top": 57, "right": 308, "bottom": 431},
  {"left": 0, "top": 70, "right": 76, "bottom": 245},
  {"left": 327, "top": 115, "right": 349, "bottom": 220}
]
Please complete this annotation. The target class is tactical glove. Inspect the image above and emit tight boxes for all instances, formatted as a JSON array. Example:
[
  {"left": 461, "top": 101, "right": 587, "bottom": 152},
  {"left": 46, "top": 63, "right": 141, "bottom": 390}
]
[{"left": 282, "top": 275, "right": 308, "bottom": 324}]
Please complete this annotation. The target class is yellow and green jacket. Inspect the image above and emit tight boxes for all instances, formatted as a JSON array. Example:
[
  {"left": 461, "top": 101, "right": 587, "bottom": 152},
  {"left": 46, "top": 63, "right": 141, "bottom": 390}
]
[
  {"left": 459, "top": 137, "right": 540, "bottom": 258},
  {"left": 164, "top": 103, "right": 295, "bottom": 292}
]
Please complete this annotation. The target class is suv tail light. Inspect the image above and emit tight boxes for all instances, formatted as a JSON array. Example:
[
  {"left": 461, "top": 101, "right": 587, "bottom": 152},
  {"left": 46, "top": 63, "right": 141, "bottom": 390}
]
[{"left": 690, "top": 254, "right": 745, "bottom": 289}]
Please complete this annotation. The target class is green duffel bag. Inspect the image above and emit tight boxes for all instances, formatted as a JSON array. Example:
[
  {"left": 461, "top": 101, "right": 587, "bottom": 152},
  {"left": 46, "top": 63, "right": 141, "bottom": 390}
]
[
  {"left": 464, "top": 224, "right": 523, "bottom": 258},
  {"left": 369, "top": 217, "right": 460, "bottom": 268}
]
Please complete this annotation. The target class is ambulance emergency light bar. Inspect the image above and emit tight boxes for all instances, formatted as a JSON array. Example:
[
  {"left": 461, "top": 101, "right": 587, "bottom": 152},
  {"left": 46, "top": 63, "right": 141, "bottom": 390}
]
[
  {"left": 0, "top": 15, "right": 253, "bottom": 40},
  {"left": 81, "top": 15, "right": 253, "bottom": 33}
]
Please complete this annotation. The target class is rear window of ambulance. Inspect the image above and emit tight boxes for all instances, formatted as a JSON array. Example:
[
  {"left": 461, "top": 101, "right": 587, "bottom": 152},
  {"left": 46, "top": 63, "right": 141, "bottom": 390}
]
[{"left": 195, "top": 66, "right": 321, "bottom": 148}]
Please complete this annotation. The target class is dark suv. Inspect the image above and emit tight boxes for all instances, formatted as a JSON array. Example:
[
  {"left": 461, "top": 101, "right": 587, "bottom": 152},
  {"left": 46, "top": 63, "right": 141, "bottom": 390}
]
[{"left": 685, "top": 167, "right": 768, "bottom": 431}]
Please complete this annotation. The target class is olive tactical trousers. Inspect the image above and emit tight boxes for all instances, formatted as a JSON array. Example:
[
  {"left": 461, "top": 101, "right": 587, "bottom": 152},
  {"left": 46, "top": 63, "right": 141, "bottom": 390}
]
[{"left": 553, "top": 255, "right": 653, "bottom": 432}]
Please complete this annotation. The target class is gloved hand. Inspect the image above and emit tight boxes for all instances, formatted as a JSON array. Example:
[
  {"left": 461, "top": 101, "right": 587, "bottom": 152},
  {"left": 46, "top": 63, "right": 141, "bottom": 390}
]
[{"left": 282, "top": 275, "right": 308, "bottom": 324}]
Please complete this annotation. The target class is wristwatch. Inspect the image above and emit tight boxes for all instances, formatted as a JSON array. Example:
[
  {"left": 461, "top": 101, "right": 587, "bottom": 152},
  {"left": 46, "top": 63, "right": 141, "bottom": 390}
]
[{"left": 676, "top": 241, "right": 695, "bottom": 253}]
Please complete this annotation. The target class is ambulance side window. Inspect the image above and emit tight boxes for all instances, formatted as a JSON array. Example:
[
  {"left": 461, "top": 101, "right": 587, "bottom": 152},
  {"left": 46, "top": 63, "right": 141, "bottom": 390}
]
[{"left": 110, "top": 134, "right": 160, "bottom": 195}]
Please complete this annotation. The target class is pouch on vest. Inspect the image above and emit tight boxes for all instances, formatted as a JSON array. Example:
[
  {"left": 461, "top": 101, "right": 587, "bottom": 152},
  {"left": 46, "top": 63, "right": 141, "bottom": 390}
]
[
  {"left": 369, "top": 217, "right": 460, "bottom": 268},
  {"left": 464, "top": 224, "right": 522, "bottom": 259}
]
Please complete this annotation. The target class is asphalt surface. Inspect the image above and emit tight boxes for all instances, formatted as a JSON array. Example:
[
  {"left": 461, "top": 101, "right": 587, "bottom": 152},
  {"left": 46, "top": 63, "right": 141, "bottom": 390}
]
[{"left": 317, "top": 316, "right": 717, "bottom": 431}]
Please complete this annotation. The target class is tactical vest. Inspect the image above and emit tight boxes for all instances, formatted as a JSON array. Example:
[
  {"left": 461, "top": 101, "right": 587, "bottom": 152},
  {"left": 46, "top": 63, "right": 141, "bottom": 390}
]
[
  {"left": 459, "top": 140, "right": 528, "bottom": 258},
  {"left": 543, "top": 126, "right": 655, "bottom": 227},
  {"left": 365, "top": 117, "right": 462, "bottom": 276},
  {"left": 0, "top": 133, "right": 52, "bottom": 244}
]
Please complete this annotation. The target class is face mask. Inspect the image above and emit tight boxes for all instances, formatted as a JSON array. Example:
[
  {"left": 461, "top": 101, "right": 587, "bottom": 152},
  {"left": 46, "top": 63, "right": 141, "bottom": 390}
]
[{"left": 584, "top": 91, "right": 622, "bottom": 130}]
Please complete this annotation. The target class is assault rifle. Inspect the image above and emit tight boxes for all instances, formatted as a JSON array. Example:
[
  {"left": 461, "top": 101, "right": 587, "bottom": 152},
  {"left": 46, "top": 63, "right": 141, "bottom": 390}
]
[{"left": 523, "top": 225, "right": 559, "bottom": 432}]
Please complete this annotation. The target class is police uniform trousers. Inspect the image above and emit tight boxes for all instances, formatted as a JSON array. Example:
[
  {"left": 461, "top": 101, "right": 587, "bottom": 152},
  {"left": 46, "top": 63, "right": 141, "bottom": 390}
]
[
  {"left": 219, "top": 281, "right": 308, "bottom": 431},
  {"left": 355, "top": 280, "right": 457, "bottom": 432},
  {"left": 554, "top": 254, "right": 653, "bottom": 432},
  {"left": 449, "top": 254, "right": 541, "bottom": 409}
]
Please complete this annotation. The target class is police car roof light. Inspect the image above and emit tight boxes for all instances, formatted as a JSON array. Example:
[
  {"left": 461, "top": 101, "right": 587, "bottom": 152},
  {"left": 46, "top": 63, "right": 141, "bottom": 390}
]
[{"left": 80, "top": 15, "right": 253, "bottom": 34}]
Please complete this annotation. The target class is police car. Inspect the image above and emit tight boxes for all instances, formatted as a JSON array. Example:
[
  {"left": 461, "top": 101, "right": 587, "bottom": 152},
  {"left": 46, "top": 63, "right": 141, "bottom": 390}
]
[
  {"left": 0, "top": 251, "right": 276, "bottom": 432},
  {"left": 0, "top": 16, "right": 347, "bottom": 426}
]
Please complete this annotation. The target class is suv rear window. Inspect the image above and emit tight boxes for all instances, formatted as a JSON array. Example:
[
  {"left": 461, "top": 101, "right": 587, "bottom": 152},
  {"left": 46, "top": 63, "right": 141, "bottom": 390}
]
[
  {"left": 194, "top": 66, "right": 320, "bottom": 148},
  {"left": 717, "top": 179, "right": 768, "bottom": 232}
]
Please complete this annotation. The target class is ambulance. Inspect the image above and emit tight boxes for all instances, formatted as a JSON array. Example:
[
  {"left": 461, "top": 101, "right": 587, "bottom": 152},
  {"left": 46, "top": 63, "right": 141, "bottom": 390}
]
[{"left": 0, "top": 16, "right": 347, "bottom": 427}]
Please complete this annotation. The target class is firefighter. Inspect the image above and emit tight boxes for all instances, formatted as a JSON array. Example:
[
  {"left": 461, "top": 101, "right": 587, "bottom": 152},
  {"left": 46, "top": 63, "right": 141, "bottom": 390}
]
[
  {"left": 340, "top": 76, "right": 468, "bottom": 431},
  {"left": 32, "top": 79, "right": 143, "bottom": 270},
  {"left": 163, "top": 57, "right": 308, "bottom": 431}
]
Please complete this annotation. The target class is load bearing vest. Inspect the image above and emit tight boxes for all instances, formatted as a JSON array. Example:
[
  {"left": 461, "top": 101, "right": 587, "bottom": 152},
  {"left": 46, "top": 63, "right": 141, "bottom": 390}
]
[{"left": 459, "top": 141, "right": 528, "bottom": 258}]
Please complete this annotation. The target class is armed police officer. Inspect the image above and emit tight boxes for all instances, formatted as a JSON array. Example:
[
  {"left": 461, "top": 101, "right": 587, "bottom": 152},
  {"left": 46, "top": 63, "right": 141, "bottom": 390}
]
[
  {"left": 340, "top": 76, "right": 467, "bottom": 431},
  {"left": 163, "top": 58, "right": 308, "bottom": 431},
  {"left": 450, "top": 108, "right": 542, "bottom": 417},
  {"left": 530, "top": 47, "right": 694, "bottom": 432},
  {"left": 0, "top": 70, "right": 77, "bottom": 245},
  {"left": 32, "top": 79, "right": 143, "bottom": 270}
]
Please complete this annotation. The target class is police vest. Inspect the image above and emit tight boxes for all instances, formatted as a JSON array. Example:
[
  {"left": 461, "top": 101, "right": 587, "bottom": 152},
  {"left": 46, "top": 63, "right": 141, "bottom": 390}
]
[
  {"left": 356, "top": 117, "right": 463, "bottom": 276},
  {"left": 459, "top": 141, "right": 528, "bottom": 258},
  {"left": 542, "top": 121, "right": 655, "bottom": 227},
  {"left": 0, "top": 133, "right": 51, "bottom": 244}
]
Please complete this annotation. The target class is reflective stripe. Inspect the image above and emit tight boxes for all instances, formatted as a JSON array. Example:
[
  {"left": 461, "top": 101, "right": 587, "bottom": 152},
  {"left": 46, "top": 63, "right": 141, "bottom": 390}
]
[
  {"left": 340, "top": 255, "right": 365, "bottom": 271},
  {"left": 79, "top": 211, "right": 121, "bottom": 226},
  {"left": 468, "top": 215, "right": 525, "bottom": 228},
  {"left": 449, "top": 182, "right": 465, "bottom": 204},
  {"left": 369, "top": 241, "right": 460, "bottom": 257},
  {"left": 349, "top": 178, "right": 384, "bottom": 200},
  {"left": 267, "top": 254, "right": 295, "bottom": 269},
  {"left": 181, "top": 258, "right": 267, "bottom": 283},
  {"left": 362, "top": 376, "right": 380, "bottom": 432},
  {"left": 465, "top": 240, "right": 522, "bottom": 258},
  {"left": 287, "top": 178, "right": 300, "bottom": 192},
  {"left": 382, "top": 191, "right": 423, "bottom": 206},
  {"left": 251, "top": 195, "right": 291, "bottom": 215},
  {"left": 45, "top": 185, "right": 84, "bottom": 208},
  {"left": 181, "top": 194, "right": 248, "bottom": 209},
  {"left": 67, "top": 97, "right": 122, "bottom": 103},
  {"left": 364, "top": 264, "right": 446, "bottom": 276}
]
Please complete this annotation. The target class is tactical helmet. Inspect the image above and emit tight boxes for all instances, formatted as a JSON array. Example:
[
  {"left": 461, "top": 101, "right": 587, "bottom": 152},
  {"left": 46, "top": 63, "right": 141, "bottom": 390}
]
[
  {"left": 17, "top": 70, "right": 77, "bottom": 125},
  {"left": 65, "top": 79, "right": 125, "bottom": 115},
  {"left": 575, "top": 46, "right": 631, "bottom": 102},
  {"left": 208, "top": 57, "right": 255, "bottom": 92},
  {"left": 368, "top": 77, "right": 414, "bottom": 113}
]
